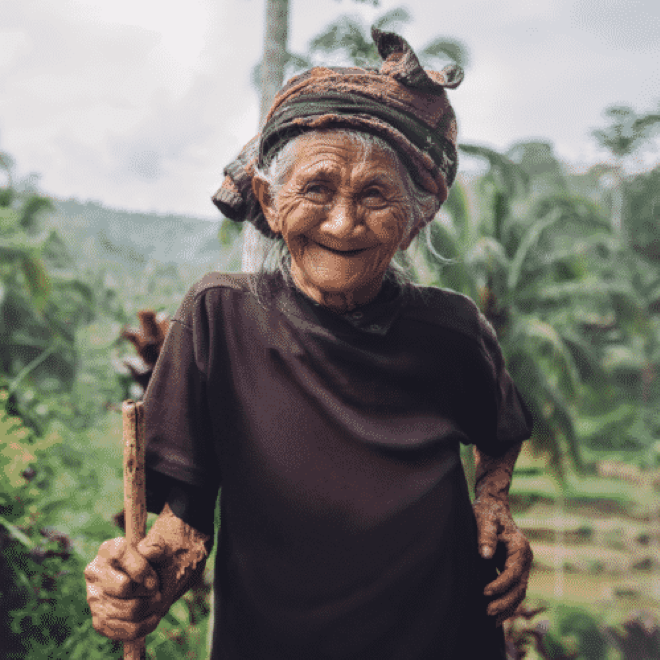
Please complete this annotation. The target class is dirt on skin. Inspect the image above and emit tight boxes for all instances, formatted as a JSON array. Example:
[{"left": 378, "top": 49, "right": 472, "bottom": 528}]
[{"left": 84, "top": 503, "right": 211, "bottom": 642}]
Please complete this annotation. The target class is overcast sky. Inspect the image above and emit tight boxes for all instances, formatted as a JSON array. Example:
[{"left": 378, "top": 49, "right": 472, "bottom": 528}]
[{"left": 1, "top": 0, "right": 658, "bottom": 218}]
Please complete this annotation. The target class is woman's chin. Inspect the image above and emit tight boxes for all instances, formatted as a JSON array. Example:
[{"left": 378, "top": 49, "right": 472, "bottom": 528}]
[{"left": 304, "top": 266, "right": 369, "bottom": 294}]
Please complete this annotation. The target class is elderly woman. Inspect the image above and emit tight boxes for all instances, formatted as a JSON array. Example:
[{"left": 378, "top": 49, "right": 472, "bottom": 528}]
[{"left": 85, "top": 29, "right": 533, "bottom": 659}]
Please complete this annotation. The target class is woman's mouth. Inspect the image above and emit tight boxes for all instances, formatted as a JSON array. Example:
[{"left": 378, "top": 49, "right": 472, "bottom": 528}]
[{"left": 313, "top": 241, "right": 368, "bottom": 256}]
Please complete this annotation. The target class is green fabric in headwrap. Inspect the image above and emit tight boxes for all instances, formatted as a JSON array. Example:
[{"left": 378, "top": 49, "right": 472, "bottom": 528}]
[{"left": 260, "top": 93, "right": 458, "bottom": 188}]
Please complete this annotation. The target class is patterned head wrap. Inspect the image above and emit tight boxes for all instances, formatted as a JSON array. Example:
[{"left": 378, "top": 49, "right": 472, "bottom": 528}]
[{"left": 212, "top": 27, "right": 463, "bottom": 241}]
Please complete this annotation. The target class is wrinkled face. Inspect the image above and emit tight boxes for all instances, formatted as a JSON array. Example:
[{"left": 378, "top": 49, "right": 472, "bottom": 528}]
[{"left": 254, "top": 131, "right": 413, "bottom": 312}]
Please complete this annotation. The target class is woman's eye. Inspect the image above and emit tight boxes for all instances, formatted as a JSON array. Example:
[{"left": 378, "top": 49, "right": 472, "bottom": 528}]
[
  {"left": 305, "top": 183, "right": 331, "bottom": 197},
  {"left": 362, "top": 188, "right": 386, "bottom": 205}
]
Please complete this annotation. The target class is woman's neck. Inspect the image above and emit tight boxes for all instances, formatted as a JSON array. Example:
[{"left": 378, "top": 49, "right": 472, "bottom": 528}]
[{"left": 290, "top": 267, "right": 382, "bottom": 314}]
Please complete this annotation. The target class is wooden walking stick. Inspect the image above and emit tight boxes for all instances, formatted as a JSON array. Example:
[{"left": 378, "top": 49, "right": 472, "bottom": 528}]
[{"left": 122, "top": 400, "right": 147, "bottom": 660}]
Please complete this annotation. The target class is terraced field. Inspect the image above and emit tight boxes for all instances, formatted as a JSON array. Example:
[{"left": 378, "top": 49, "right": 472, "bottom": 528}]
[{"left": 509, "top": 449, "right": 660, "bottom": 623}]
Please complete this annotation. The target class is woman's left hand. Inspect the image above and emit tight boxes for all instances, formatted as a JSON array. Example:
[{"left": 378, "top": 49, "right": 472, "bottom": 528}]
[{"left": 472, "top": 493, "right": 533, "bottom": 627}]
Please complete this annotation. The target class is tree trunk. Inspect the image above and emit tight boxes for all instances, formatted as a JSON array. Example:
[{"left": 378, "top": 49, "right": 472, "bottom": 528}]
[
  {"left": 242, "top": 0, "right": 289, "bottom": 272},
  {"left": 611, "top": 164, "right": 624, "bottom": 236},
  {"left": 259, "top": 0, "right": 289, "bottom": 126}
]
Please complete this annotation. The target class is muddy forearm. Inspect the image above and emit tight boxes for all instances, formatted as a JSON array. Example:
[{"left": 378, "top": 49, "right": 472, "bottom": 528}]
[
  {"left": 147, "top": 502, "right": 212, "bottom": 603},
  {"left": 473, "top": 442, "right": 522, "bottom": 500}
]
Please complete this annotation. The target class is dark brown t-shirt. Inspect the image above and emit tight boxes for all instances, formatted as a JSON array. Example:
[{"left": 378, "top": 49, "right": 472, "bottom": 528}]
[{"left": 144, "top": 272, "right": 532, "bottom": 660}]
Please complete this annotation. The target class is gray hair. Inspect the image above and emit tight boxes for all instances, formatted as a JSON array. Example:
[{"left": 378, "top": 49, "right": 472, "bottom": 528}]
[{"left": 248, "top": 128, "right": 443, "bottom": 300}]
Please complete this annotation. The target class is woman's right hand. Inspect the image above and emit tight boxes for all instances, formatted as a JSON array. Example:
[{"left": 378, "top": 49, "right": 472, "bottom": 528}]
[
  {"left": 84, "top": 537, "right": 166, "bottom": 641},
  {"left": 85, "top": 503, "right": 211, "bottom": 641}
]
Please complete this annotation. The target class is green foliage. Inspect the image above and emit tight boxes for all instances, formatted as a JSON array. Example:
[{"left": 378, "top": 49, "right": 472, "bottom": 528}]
[
  {"left": 592, "top": 105, "right": 660, "bottom": 161},
  {"left": 555, "top": 606, "right": 609, "bottom": 660},
  {"left": 306, "top": 6, "right": 468, "bottom": 70},
  {"left": 508, "top": 141, "right": 566, "bottom": 189},
  {"left": 0, "top": 391, "right": 60, "bottom": 526},
  {"left": 0, "top": 180, "right": 102, "bottom": 429},
  {"left": 625, "top": 165, "right": 660, "bottom": 261},
  {"left": 0, "top": 146, "right": 228, "bottom": 658},
  {"left": 0, "top": 396, "right": 214, "bottom": 659},
  {"left": 0, "top": 392, "right": 118, "bottom": 659},
  {"left": 414, "top": 137, "right": 660, "bottom": 476}
]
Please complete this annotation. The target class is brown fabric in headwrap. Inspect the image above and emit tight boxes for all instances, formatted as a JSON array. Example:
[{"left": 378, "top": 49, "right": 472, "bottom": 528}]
[{"left": 212, "top": 27, "right": 463, "bottom": 242}]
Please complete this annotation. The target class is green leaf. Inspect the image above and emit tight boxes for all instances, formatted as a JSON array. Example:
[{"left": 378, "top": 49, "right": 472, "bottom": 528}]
[
  {"left": 372, "top": 7, "right": 411, "bottom": 32},
  {"left": 458, "top": 143, "right": 529, "bottom": 198},
  {"left": 418, "top": 37, "right": 469, "bottom": 68},
  {"left": 0, "top": 514, "right": 35, "bottom": 549},
  {"left": 513, "top": 316, "right": 581, "bottom": 396},
  {"left": 443, "top": 182, "right": 471, "bottom": 245},
  {"left": 507, "top": 211, "right": 561, "bottom": 293},
  {"left": 20, "top": 254, "right": 51, "bottom": 310},
  {"left": 18, "top": 195, "right": 53, "bottom": 233}
]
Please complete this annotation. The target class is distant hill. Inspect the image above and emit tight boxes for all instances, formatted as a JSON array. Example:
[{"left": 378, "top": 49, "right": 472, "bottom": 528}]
[{"left": 47, "top": 198, "right": 228, "bottom": 271}]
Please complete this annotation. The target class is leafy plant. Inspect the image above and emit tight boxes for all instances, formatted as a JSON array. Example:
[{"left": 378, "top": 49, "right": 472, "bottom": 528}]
[{"left": 604, "top": 611, "right": 660, "bottom": 659}]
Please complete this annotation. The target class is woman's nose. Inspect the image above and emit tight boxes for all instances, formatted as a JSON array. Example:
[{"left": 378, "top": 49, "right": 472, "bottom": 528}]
[{"left": 321, "top": 197, "right": 359, "bottom": 238}]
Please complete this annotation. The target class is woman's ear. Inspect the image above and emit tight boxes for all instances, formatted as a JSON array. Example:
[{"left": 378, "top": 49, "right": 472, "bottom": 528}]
[{"left": 252, "top": 176, "right": 280, "bottom": 235}]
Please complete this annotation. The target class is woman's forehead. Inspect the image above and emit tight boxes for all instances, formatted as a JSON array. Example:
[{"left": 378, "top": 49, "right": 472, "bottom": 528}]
[{"left": 286, "top": 132, "right": 406, "bottom": 184}]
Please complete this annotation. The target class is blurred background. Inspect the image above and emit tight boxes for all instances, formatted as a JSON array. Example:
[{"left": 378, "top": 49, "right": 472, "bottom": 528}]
[{"left": 1, "top": 0, "right": 659, "bottom": 658}]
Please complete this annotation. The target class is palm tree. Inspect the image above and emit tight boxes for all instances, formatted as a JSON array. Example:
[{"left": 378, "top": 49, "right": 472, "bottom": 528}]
[
  {"left": 591, "top": 104, "right": 660, "bottom": 234},
  {"left": 409, "top": 145, "right": 651, "bottom": 475}
]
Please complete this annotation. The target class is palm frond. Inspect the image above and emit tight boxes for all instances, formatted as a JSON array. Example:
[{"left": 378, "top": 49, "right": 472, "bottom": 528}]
[
  {"left": 632, "top": 112, "right": 660, "bottom": 134},
  {"left": 507, "top": 211, "right": 561, "bottom": 293},
  {"left": 418, "top": 37, "right": 469, "bottom": 68},
  {"left": 529, "top": 193, "right": 610, "bottom": 230},
  {"left": 372, "top": 7, "right": 412, "bottom": 32},
  {"left": 511, "top": 354, "right": 581, "bottom": 476},
  {"left": 509, "top": 315, "right": 581, "bottom": 398},
  {"left": 602, "top": 343, "right": 646, "bottom": 374},
  {"left": 558, "top": 331, "right": 607, "bottom": 384},
  {"left": 0, "top": 151, "right": 14, "bottom": 189},
  {"left": 466, "top": 236, "right": 510, "bottom": 280},
  {"left": 309, "top": 17, "right": 377, "bottom": 66},
  {"left": 517, "top": 278, "right": 636, "bottom": 305},
  {"left": 442, "top": 181, "right": 471, "bottom": 244},
  {"left": 459, "top": 143, "right": 529, "bottom": 198}
]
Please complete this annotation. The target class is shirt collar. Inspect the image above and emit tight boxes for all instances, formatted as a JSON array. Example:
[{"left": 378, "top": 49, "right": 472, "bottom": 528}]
[{"left": 271, "top": 272, "right": 408, "bottom": 336}]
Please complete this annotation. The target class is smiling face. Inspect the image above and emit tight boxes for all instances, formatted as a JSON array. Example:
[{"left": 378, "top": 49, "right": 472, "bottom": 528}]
[{"left": 252, "top": 131, "right": 414, "bottom": 313}]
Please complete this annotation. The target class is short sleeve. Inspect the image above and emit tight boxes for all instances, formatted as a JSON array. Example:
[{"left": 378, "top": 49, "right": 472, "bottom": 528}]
[
  {"left": 143, "top": 286, "right": 221, "bottom": 495},
  {"left": 144, "top": 470, "right": 217, "bottom": 537},
  {"left": 477, "top": 313, "right": 533, "bottom": 455}
]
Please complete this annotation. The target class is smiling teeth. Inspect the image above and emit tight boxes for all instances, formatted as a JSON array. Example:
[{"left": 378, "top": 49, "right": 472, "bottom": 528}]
[{"left": 323, "top": 245, "right": 364, "bottom": 254}]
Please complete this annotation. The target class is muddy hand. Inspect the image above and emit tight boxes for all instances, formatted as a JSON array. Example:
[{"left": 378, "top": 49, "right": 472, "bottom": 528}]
[
  {"left": 84, "top": 537, "right": 165, "bottom": 641},
  {"left": 473, "top": 495, "right": 533, "bottom": 627}
]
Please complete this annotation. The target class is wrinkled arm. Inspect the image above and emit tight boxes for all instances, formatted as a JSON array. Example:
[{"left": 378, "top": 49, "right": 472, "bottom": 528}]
[
  {"left": 472, "top": 442, "right": 533, "bottom": 626},
  {"left": 142, "top": 502, "right": 211, "bottom": 603},
  {"left": 86, "top": 502, "right": 212, "bottom": 642},
  {"left": 474, "top": 443, "right": 521, "bottom": 536}
]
